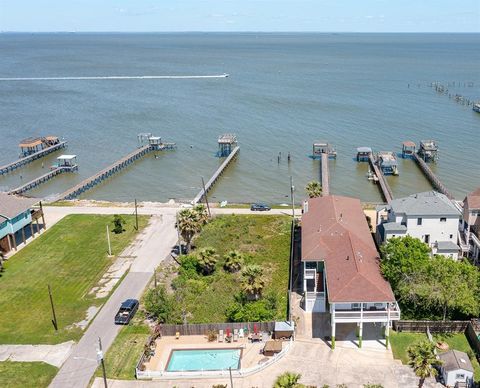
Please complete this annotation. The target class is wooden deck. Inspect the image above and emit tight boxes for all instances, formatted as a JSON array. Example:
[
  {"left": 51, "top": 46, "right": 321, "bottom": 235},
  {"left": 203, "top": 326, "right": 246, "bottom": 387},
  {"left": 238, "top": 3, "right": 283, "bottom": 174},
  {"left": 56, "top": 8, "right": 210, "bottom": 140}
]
[
  {"left": 193, "top": 146, "right": 240, "bottom": 204},
  {"left": 368, "top": 154, "right": 393, "bottom": 204},
  {"left": 412, "top": 153, "right": 453, "bottom": 199},
  {"left": 321, "top": 153, "right": 330, "bottom": 196},
  {"left": 0, "top": 141, "right": 67, "bottom": 175}
]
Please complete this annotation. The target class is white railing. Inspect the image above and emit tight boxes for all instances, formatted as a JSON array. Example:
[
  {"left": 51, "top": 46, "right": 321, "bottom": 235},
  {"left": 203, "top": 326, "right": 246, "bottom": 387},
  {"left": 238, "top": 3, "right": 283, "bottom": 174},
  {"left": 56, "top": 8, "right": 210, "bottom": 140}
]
[
  {"left": 304, "top": 269, "right": 316, "bottom": 279},
  {"left": 334, "top": 308, "right": 400, "bottom": 321},
  {"left": 305, "top": 291, "right": 324, "bottom": 299},
  {"left": 136, "top": 338, "right": 293, "bottom": 380}
]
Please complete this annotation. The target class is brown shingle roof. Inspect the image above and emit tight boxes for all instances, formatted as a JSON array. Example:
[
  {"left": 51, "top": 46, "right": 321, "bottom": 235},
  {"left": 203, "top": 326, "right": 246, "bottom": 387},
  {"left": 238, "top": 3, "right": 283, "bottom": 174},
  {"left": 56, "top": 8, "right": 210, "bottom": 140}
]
[
  {"left": 301, "top": 195, "right": 395, "bottom": 303},
  {"left": 465, "top": 188, "right": 480, "bottom": 210},
  {"left": 0, "top": 193, "right": 38, "bottom": 219}
]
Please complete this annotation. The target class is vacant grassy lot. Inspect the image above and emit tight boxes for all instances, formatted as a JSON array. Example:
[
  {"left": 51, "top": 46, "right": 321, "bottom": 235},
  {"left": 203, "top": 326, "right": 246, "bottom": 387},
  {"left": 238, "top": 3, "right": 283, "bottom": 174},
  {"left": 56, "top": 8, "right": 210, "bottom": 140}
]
[
  {"left": 0, "top": 361, "right": 58, "bottom": 388},
  {"left": 390, "top": 330, "right": 480, "bottom": 381},
  {"left": 0, "top": 214, "right": 148, "bottom": 344},
  {"left": 176, "top": 214, "right": 291, "bottom": 323},
  {"left": 95, "top": 320, "right": 150, "bottom": 380}
]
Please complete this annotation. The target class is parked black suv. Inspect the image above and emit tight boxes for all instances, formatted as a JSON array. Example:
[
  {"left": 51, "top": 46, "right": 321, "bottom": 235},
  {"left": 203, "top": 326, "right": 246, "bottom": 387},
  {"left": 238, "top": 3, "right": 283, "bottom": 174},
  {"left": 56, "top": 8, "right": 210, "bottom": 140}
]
[{"left": 114, "top": 299, "right": 139, "bottom": 325}]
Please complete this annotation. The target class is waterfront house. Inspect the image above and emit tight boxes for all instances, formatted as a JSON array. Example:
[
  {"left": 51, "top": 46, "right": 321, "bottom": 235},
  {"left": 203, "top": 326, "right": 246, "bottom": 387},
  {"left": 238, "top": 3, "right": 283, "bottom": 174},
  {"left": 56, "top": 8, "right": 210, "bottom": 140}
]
[
  {"left": 301, "top": 195, "right": 400, "bottom": 349},
  {"left": 0, "top": 193, "right": 45, "bottom": 254},
  {"left": 438, "top": 350, "right": 474, "bottom": 387},
  {"left": 460, "top": 187, "right": 480, "bottom": 263},
  {"left": 376, "top": 191, "right": 461, "bottom": 259}
]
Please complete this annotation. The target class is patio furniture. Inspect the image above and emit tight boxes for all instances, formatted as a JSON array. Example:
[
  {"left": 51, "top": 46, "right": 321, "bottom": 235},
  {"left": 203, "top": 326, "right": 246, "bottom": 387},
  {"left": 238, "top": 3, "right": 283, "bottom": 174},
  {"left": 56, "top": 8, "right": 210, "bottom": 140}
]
[
  {"left": 250, "top": 333, "right": 261, "bottom": 342},
  {"left": 218, "top": 329, "right": 224, "bottom": 343},
  {"left": 263, "top": 340, "right": 283, "bottom": 356},
  {"left": 238, "top": 328, "right": 244, "bottom": 338},
  {"left": 233, "top": 329, "right": 239, "bottom": 342},
  {"left": 175, "top": 331, "right": 180, "bottom": 340}
]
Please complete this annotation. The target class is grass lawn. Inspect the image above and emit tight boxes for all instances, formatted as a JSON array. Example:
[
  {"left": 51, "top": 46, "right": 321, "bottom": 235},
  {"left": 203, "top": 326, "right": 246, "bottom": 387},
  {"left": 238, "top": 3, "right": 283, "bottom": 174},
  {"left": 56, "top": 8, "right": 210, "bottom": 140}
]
[
  {"left": 0, "top": 361, "right": 58, "bottom": 388},
  {"left": 0, "top": 214, "right": 148, "bottom": 344},
  {"left": 180, "top": 214, "right": 291, "bottom": 323},
  {"left": 434, "top": 333, "right": 480, "bottom": 381},
  {"left": 389, "top": 331, "right": 426, "bottom": 364},
  {"left": 95, "top": 320, "right": 150, "bottom": 380}
]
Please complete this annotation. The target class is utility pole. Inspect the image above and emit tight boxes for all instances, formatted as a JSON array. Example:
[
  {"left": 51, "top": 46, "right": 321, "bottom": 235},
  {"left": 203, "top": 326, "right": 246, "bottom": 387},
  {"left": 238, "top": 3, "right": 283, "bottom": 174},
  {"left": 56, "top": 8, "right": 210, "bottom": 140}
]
[
  {"left": 288, "top": 176, "right": 296, "bottom": 323},
  {"left": 134, "top": 198, "right": 138, "bottom": 230},
  {"left": 97, "top": 337, "right": 108, "bottom": 388},
  {"left": 290, "top": 176, "right": 295, "bottom": 220},
  {"left": 154, "top": 268, "right": 157, "bottom": 288},
  {"left": 48, "top": 284, "right": 58, "bottom": 331},
  {"left": 201, "top": 177, "right": 211, "bottom": 218},
  {"left": 106, "top": 225, "right": 112, "bottom": 256},
  {"left": 176, "top": 211, "right": 182, "bottom": 255}
]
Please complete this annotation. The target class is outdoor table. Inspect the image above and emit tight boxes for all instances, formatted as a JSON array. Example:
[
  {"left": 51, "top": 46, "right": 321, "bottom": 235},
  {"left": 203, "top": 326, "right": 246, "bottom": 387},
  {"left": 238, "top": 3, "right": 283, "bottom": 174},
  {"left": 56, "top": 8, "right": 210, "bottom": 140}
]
[{"left": 263, "top": 340, "right": 282, "bottom": 356}]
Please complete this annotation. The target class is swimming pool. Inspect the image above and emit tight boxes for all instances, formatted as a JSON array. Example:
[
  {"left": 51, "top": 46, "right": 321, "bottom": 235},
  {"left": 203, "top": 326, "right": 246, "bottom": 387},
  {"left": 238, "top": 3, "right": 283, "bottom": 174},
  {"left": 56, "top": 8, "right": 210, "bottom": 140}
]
[{"left": 166, "top": 348, "right": 242, "bottom": 372}]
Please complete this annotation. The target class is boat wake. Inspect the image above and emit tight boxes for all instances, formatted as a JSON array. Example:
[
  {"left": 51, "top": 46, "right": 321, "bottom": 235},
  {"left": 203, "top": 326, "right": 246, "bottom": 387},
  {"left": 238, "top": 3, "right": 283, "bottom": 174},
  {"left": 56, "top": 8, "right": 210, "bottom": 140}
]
[{"left": 0, "top": 74, "right": 229, "bottom": 81}]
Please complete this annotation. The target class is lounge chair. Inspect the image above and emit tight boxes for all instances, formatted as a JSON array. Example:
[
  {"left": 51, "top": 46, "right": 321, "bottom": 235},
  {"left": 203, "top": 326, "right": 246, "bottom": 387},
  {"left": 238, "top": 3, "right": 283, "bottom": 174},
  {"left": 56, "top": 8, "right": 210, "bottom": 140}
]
[
  {"left": 233, "top": 329, "right": 238, "bottom": 342},
  {"left": 238, "top": 328, "right": 244, "bottom": 338},
  {"left": 175, "top": 331, "right": 180, "bottom": 340},
  {"left": 218, "top": 329, "right": 224, "bottom": 342}
]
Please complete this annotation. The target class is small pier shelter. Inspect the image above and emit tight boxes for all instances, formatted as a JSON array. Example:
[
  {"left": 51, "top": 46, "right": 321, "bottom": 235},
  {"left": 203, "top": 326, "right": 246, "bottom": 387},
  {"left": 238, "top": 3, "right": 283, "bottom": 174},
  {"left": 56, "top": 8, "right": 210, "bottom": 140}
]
[
  {"left": 218, "top": 134, "right": 237, "bottom": 157},
  {"left": 377, "top": 152, "right": 399, "bottom": 175},
  {"left": 401, "top": 141, "right": 416, "bottom": 158},
  {"left": 356, "top": 147, "right": 372, "bottom": 162},
  {"left": 55, "top": 155, "right": 78, "bottom": 171},
  {"left": 313, "top": 141, "right": 337, "bottom": 159},
  {"left": 418, "top": 140, "right": 438, "bottom": 162},
  {"left": 19, "top": 136, "right": 60, "bottom": 157}
]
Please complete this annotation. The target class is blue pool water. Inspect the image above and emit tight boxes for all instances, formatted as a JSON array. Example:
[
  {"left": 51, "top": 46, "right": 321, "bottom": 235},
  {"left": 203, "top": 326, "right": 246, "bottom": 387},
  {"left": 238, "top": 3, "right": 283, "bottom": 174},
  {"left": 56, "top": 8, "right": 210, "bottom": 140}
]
[{"left": 166, "top": 348, "right": 241, "bottom": 372}]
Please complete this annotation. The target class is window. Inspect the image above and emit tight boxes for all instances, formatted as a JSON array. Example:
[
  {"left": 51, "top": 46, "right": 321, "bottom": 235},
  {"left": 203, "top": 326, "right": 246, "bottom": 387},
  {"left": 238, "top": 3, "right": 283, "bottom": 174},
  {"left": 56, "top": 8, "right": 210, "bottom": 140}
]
[
  {"left": 450, "top": 234, "right": 453, "bottom": 239},
  {"left": 455, "top": 373, "right": 465, "bottom": 379},
  {"left": 440, "top": 217, "right": 447, "bottom": 222},
  {"left": 424, "top": 235, "right": 430, "bottom": 244},
  {"left": 417, "top": 218, "right": 422, "bottom": 225}
]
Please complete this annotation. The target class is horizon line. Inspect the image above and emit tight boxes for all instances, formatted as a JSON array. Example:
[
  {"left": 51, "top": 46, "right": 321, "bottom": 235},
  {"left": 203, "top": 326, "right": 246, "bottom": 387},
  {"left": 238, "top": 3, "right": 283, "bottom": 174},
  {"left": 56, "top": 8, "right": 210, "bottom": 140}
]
[{"left": 1, "top": 31, "right": 479, "bottom": 34}]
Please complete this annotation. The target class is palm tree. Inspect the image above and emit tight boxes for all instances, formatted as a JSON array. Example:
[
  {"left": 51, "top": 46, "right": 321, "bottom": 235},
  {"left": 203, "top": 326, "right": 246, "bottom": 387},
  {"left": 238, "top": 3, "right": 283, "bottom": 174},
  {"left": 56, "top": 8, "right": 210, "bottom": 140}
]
[
  {"left": 197, "top": 247, "right": 217, "bottom": 275},
  {"left": 407, "top": 340, "right": 442, "bottom": 387},
  {"left": 305, "top": 180, "right": 323, "bottom": 198},
  {"left": 273, "top": 372, "right": 303, "bottom": 388},
  {"left": 223, "top": 250, "right": 243, "bottom": 273},
  {"left": 241, "top": 264, "right": 266, "bottom": 300},
  {"left": 177, "top": 206, "right": 208, "bottom": 252}
]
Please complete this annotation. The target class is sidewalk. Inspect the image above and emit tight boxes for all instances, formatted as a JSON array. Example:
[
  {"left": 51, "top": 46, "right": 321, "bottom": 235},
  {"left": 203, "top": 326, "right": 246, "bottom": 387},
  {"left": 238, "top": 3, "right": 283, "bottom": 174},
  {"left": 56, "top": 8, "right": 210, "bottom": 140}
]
[{"left": 0, "top": 341, "right": 74, "bottom": 368}]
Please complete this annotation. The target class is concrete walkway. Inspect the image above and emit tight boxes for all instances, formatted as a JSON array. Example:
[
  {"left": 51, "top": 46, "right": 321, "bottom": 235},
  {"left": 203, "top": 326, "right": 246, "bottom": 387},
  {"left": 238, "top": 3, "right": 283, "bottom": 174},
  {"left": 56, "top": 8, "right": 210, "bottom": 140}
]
[
  {"left": 49, "top": 214, "right": 178, "bottom": 388},
  {"left": 0, "top": 341, "right": 74, "bottom": 367}
]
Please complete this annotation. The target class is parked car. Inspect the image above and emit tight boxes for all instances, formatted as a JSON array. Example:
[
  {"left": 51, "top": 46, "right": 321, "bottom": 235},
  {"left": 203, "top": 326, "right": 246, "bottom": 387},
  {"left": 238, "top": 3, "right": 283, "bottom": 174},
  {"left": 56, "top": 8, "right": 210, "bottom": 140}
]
[
  {"left": 250, "top": 203, "right": 271, "bottom": 211},
  {"left": 114, "top": 299, "right": 139, "bottom": 325}
]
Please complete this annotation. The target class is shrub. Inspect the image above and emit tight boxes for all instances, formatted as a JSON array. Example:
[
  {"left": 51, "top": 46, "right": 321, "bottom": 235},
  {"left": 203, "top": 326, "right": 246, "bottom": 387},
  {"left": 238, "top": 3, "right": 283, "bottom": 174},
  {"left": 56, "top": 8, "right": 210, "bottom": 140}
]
[
  {"left": 144, "top": 285, "right": 175, "bottom": 323},
  {"left": 112, "top": 214, "right": 126, "bottom": 234},
  {"left": 223, "top": 250, "right": 244, "bottom": 273}
]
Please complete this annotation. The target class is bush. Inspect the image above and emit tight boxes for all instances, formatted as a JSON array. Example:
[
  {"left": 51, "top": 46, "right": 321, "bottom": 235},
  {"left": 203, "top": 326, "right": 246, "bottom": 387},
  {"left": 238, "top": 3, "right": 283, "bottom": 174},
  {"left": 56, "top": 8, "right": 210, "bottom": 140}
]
[
  {"left": 112, "top": 214, "right": 126, "bottom": 234},
  {"left": 144, "top": 285, "right": 175, "bottom": 323},
  {"left": 226, "top": 293, "right": 277, "bottom": 322}
]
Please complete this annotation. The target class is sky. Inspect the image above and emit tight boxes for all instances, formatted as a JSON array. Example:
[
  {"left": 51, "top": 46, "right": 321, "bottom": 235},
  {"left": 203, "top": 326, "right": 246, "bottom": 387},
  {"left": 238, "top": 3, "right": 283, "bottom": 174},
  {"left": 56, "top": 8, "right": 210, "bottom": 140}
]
[{"left": 0, "top": 0, "right": 479, "bottom": 33}]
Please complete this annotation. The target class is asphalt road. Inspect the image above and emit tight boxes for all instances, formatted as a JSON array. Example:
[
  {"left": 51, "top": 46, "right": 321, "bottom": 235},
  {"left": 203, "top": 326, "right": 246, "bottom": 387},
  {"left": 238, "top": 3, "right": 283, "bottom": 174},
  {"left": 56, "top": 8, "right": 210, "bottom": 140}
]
[{"left": 49, "top": 214, "right": 178, "bottom": 388}]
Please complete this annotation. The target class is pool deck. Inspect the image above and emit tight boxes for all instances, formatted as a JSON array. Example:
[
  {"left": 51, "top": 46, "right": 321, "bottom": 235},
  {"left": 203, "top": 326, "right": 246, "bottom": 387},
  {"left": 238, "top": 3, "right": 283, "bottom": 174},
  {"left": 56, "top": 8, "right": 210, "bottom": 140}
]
[{"left": 145, "top": 335, "right": 279, "bottom": 372}]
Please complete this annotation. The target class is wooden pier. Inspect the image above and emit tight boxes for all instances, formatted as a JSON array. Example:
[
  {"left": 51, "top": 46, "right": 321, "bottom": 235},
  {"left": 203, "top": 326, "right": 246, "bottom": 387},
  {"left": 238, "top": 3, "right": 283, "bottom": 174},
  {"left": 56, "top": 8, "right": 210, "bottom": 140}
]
[
  {"left": 56, "top": 138, "right": 174, "bottom": 201},
  {"left": 412, "top": 153, "right": 453, "bottom": 199},
  {"left": 368, "top": 154, "right": 394, "bottom": 204},
  {"left": 193, "top": 146, "right": 240, "bottom": 204},
  {"left": 8, "top": 167, "right": 69, "bottom": 195},
  {"left": 0, "top": 141, "right": 67, "bottom": 175},
  {"left": 321, "top": 153, "right": 330, "bottom": 196}
]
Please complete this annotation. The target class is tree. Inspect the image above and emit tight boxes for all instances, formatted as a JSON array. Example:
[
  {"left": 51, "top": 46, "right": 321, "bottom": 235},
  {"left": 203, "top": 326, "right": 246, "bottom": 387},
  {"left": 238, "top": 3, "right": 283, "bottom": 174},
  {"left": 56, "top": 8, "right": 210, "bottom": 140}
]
[
  {"left": 305, "top": 180, "right": 322, "bottom": 198},
  {"left": 176, "top": 205, "right": 208, "bottom": 252},
  {"left": 397, "top": 256, "right": 480, "bottom": 320},
  {"left": 112, "top": 214, "right": 126, "bottom": 234},
  {"left": 197, "top": 247, "right": 217, "bottom": 275},
  {"left": 223, "top": 250, "right": 244, "bottom": 273},
  {"left": 380, "top": 236, "right": 431, "bottom": 289},
  {"left": 241, "top": 265, "right": 266, "bottom": 300},
  {"left": 273, "top": 372, "right": 303, "bottom": 388},
  {"left": 144, "top": 285, "right": 176, "bottom": 323},
  {"left": 407, "top": 340, "right": 441, "bottom": 387}
]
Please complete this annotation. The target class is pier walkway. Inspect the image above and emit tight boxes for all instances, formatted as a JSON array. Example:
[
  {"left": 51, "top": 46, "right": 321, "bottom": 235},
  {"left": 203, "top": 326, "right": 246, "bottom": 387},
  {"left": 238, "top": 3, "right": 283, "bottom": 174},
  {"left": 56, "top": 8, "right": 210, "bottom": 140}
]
[
  {"left": 412, "top": 153, "right": 453, "bottom": 199},
  {"left": 0, "top": 141, "right": 67, "bottom": 175},
  {"left": 369, "top": 154, "right": 393, "bottom": 204},
  {"left": 321, "top": 153, "right": 330, "bottom": 196},
  {"left": 56, "top": 145, "right": 154, "bottom": 200},
  {"left": 8, "top": 167, "right": 71, "bottom": 195},
  {"left": 193, "top": 146, "right": 240, "bottom": 204}
]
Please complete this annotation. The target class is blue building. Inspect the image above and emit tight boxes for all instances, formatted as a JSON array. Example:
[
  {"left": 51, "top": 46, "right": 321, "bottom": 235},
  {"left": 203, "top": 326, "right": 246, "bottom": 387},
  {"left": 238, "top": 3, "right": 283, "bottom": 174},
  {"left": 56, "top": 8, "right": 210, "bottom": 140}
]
[{"left": 0, "top": 193, "right": 44, "bottom": 254}]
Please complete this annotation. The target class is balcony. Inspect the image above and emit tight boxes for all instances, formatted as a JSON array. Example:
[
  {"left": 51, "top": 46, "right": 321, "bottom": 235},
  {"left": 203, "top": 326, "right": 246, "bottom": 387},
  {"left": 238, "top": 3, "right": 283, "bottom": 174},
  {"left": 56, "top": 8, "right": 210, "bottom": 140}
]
[
  {"left": 333, "top": 305, "right": 401, "bottom": 322},
  {"left": 305, "top": 291, "right": 325, "bottom": 300},
  {"left": 304, "top": 269, "right": 316, "bottom": 279}
]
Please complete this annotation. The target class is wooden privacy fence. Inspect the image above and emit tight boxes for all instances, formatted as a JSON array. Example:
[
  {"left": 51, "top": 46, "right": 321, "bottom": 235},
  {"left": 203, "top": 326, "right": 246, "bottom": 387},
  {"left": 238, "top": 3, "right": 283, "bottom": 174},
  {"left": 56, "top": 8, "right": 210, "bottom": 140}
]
[
  {"left": 393, "top": 320, "right": 469, "bottom": 333},
  {"left": 158, "top": 321, "right": 275, "bottom": 336}
]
